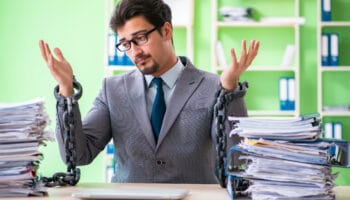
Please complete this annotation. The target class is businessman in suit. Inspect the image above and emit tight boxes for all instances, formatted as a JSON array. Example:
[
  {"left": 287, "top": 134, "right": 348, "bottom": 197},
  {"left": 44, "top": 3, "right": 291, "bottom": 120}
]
[{"left": 39, "top": 0, "right": 259, "bottom": 183}]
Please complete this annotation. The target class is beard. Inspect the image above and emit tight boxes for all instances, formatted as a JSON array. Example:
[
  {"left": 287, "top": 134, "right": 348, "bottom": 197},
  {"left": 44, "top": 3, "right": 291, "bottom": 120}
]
[
  {"left": 135, "top": 54, "right": 160, "bottom": 75},
  {"left": 138, "top": 64, "right": 159, "bottom": 75}
]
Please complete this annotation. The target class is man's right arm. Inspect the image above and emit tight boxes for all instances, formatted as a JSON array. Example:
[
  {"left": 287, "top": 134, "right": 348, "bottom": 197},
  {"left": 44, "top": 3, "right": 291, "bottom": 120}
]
[
  {"left": 39, "top": 40, "right": 73, "bottom": 97},
  {"left": 39, "top": 41, "right": 112, "bottom": 166},
  {"left": 54, "top": 78, "right": 112, "bottom": 166}
]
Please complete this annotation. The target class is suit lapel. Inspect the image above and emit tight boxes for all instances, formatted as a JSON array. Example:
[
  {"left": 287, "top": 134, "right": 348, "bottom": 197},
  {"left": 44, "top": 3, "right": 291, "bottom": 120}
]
[
  {"left": 156, "top": 63, "right": 204, "bottom": 148},
  {"left": 125, "top": 70, "right": 156, "bottom": 148}
]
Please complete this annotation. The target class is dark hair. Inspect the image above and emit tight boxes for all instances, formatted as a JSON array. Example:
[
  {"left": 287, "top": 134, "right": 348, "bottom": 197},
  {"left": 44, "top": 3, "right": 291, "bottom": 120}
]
[{"left": 109, "top": 0, "right": 172, "bottom": 33}]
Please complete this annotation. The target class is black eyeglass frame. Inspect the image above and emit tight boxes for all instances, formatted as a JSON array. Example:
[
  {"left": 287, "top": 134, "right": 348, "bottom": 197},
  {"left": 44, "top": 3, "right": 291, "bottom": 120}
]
[{"left": 115, "top": 27, "right": 158, "bottom": 52}]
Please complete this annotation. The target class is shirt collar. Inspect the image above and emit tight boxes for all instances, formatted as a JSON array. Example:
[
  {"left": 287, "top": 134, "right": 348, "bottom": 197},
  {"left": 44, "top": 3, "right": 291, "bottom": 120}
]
[{"left": 145, "top": 57, "right": 184, "bottom": 89}]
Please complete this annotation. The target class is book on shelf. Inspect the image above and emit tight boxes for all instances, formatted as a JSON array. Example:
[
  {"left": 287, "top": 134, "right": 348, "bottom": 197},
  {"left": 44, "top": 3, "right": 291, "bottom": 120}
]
[
  {"left": 216, "top": 41, "right": 227, "bottom": 69},
  {"left": 321, "top": 32, "right": 339, "bottom": 67},
  {"left": 105, "top": 141, "right": 115, "bottom": 182},
  {"left": 323, "top": 122, "right": 342, "bottom": 140},
  {"left": 279, "top": 77, "right": 295, "bottom": 111},
  {"left": 281, "top": 44, "right": 295, "bottom": 68},
  {"left": 329, "top": 33, "right": 339, "bottom": 66},
  {"left": 321, "top": 33, "right": 330, "bottom": 66},
  {"left": 321, "top": 0, "right": 332, "bottom": 22},
  {"left": 107, "top": 33, "right": 133, "bottom": 66}
]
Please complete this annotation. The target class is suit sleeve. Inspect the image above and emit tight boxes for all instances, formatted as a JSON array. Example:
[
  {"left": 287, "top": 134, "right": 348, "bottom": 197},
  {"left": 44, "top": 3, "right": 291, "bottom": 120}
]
[{"left": 55, "top": 78, "right": 112, "bottom": 166}]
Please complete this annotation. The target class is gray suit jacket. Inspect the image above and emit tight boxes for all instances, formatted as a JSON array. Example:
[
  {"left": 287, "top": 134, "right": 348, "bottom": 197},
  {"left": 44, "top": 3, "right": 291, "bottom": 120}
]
[{"left": 56, "top": 57, "right": 247, "bottom": 183}]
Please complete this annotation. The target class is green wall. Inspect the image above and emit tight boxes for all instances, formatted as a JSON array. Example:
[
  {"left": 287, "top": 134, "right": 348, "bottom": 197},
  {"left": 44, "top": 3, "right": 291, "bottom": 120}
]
[
  {"left": 0, "top": 0, "right": 105, "bottom": 182},
  {"left": 0, "top": 0, "right": 349, "bottom": 185}
]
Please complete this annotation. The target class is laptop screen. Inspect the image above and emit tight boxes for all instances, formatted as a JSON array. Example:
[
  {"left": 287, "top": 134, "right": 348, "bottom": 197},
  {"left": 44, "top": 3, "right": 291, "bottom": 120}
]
[{"left": 71, "top": 188, "right": 189, "bottom": 200}]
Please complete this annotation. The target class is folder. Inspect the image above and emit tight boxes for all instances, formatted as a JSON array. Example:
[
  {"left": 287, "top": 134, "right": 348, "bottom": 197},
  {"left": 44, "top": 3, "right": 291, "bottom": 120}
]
[
  {"left": 321, "top": 0, "right": 331, "bottom": 22},
  {"left": 333, "top": 122, "right": 342, "bottom": 140},
  {"left": 281, "top": 44, "right": 295, "bottom": 68},
  {"left": 216, "top": 41, "right": 227, "bottom": 69},
  {"left": 329, "top": 33, "right": 339, "bottom": 66},
  {"left": 287, "top": 78, "right": 295, "bottom": 110},
  {"left": 324, "top": 122, "right": 333, "bottom": 139},
  {"left": 279, "top": 77, "right": 295, "bottom": 111},
  {"left": 108, "top": 33, "right": 118, "bottom": 65},
  {"left": 122, "top": 52, "right": 134, "bottom": 66},
  {"left": 105, "top": 142, "right": 115, "bottom": 182},
  {"left": 279, "top": 78, "right": 288, "bottom": 111},
  {"left": 108, "top": 34, "right": 134, "bottom": 66},
  {"left": 321, "top": 33, "right": 330, "bottom": 66}
]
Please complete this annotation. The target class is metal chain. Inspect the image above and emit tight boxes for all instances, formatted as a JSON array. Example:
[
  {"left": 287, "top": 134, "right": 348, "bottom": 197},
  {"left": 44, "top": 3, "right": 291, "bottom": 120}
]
[
  {"left": 214, "top": 82, "right": 248, "bottom": 188},
  {"left": 214, "top": 88, "right": 228, "bottom": 188},
  {"left": 41, "top": 77, "right": 82, "bottom": 187}
]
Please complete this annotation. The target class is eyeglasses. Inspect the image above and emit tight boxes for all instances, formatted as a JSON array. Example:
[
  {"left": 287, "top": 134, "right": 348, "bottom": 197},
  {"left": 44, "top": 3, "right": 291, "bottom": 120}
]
[{"left": 116, "top": 27, "right": 158, "bottom": 52}]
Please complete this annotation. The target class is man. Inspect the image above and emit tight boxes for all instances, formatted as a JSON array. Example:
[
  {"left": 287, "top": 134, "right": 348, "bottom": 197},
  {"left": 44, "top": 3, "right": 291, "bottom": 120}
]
[{"left": 39, "top": 0, "right": 259, "bottom": 183}]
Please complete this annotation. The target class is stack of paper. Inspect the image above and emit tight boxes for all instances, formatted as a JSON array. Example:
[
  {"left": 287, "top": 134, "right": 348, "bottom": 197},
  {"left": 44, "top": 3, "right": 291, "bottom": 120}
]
[
  {"left": 0, "top": 98, "right": 52, "bottom": 197},
  {"left": 220, "top": 6, "right": 254, "bottom": 22},
  {"left": 228, "top": 114, "right": 336, "bottom": 200}
]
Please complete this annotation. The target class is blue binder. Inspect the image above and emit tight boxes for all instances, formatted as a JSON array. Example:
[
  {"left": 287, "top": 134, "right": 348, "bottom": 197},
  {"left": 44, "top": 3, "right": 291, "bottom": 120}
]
[
  {"left": 321, "top": 33, "right": 330, "bottom": 66},
  {"left": 108, "top": 33, "right": 118, "bottom": 66},
  {"left": 279, "top": 78, "right": 288, "bottom": 110},
  {"left": 108, "top": 34, "right": 134, "bottom": 66},
  {"left": 279, "top": 77, "right": 295, "bottom": 111},
  {"left": 287, "top": 78, "right": 295, "bottom": 110},
  {"left": 321, "top": 0, "right": 331, "bottom": 22},
  {"left": 329, "top": 33, "right": 339, "bottom": 66}
]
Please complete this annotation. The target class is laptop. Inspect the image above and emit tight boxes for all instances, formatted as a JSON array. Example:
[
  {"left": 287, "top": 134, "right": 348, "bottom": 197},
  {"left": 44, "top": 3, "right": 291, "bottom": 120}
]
[{"left": 71, "top": 188, "right": 189, "bottom": 200}]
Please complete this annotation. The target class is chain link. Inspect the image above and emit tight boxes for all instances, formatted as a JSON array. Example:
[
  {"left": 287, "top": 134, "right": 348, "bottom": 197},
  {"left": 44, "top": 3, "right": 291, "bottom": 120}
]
[
  {"left": 214, "top": 88, "right": 228, "bottom": 188},
  {"left": 214, "top": 82, "right": 248, "bottom": 188},
  {"left": 41, "top": 76, "right": 82, "bottom": 187}
]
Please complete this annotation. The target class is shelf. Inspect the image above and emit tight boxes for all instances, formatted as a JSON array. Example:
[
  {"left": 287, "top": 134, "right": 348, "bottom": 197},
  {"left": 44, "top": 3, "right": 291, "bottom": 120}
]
[
  {"left": 321, "top": 111, "right": 350, "bottom": 117},
  {"left": 320, "top": 66, "right": 350, "bottom": 71},
  {"left": 106, "top": 65, "right": 135, "bottom": 71},
  {"left": 321, "top": 22, "right": 350, "bottom": 27},
  {"left": 247, "top": 66, "right": 297, "bottom": 72},
  {"left": 173, "top": 23, "right": 192, "bottom": 28},
  {"left": 248, "top": 110, "right": 297, "bottom": 117},
  {"left": 215, "top": 66, "right": 297, "bottom": 72},
  {"left": 216, "top": 21, "right": 298, "bottom": 28}
]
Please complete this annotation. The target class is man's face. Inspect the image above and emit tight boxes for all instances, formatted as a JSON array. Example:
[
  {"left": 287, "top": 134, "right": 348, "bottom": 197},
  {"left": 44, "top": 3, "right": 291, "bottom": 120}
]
[{"left": 117, "top": 16, "right": 172, "bottom": 76}]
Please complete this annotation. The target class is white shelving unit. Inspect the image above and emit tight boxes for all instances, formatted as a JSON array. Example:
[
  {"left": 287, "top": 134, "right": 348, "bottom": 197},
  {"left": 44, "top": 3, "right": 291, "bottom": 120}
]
[
  {"left": 316, "top": 0, "right": 350, "bottom": 117},
  {"left": 211, "top": 0, "right": 301, "bottom": 117},
  {"left": 104, "top": 0, "right": 194, "bottom": 76}
]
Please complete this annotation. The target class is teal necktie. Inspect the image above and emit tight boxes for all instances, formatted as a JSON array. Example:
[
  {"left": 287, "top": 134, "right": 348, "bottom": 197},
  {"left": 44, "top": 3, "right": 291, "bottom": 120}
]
[{"left": 150, "top": 77, "right": 166, "bottom": 141}]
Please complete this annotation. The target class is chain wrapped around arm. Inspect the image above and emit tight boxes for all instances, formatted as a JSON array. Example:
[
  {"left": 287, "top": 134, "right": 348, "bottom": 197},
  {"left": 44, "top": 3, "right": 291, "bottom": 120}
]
[
  {"left": 214, "top": 88, "right": 229, "bottom": 188},
  {"left": 41, "top": 76, "right": 82, "bottom": 187},
  {"left": 214, "top": 82, "right": 248, "bottom": 188}
]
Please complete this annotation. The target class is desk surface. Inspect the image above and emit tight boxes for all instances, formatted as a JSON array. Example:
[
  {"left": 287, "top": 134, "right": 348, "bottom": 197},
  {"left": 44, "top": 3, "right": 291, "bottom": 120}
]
[{"left": 1, "top": 183, "right": 349, "bottom": 200}]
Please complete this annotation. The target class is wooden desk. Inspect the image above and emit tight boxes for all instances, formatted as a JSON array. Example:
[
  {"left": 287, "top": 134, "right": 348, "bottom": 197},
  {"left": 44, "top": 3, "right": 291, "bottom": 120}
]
[{"left": 1, "top": 183, "right": 349, "bottom": 200}]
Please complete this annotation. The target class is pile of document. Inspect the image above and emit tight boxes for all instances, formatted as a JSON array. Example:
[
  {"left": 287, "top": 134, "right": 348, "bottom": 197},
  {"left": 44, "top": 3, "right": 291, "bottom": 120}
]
[
  {"left": 0, "top": 98, "right": 52, "bottom": 197},
  {"left": 220, "top": 6, "right": 254, "bottom": 22},
  {"left": 227, "top": 114, "right": 336, "bottom": 200}
]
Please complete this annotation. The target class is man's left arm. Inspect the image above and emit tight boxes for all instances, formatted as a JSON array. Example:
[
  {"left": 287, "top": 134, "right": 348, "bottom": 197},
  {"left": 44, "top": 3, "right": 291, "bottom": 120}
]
[{"left": 212, "top": 40, "right": 259, "bottom": 184}]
